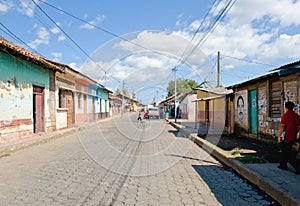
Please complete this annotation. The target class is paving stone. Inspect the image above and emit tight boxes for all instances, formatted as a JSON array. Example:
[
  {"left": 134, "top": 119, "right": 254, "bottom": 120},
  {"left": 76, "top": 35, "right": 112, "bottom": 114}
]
[{"left": 0, "top": 116, "right": 277, "bottom": 206}]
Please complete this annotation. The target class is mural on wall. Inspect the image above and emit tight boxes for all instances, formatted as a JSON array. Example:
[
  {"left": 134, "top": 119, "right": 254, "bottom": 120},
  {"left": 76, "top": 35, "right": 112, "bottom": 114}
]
[{"left": 235, "top": 90, "right": 248, "bottom": 125}]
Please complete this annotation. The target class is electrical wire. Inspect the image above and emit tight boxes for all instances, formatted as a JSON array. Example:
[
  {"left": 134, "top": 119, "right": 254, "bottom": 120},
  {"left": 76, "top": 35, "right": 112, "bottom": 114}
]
[
  {"left": 221, "top": 54, "right": 277, "bottom": 67},
  {"left": 0, "top": 22, "right": 45, "bottom": 57},
  {"left": 173, "top": 0, "right": 218, "bottom": 69},
  {"left": 31, "top": 0, "right": 103, "bottom": 70},
  {"left": 31, "top": 0, "right": 123, "bottom": 84},
  {"left": 175, "top": 0, "right": 237, "bottom": 70},
  {"left": 35, "top": 0, "right": 181, "bottom": 61},
  {"left": 35, "top": 0, "right": 226, "bottom": 88}
]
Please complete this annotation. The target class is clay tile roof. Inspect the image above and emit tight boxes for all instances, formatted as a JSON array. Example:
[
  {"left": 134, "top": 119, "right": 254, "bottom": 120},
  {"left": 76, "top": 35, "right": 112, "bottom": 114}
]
[{"left": 0, "top": 36, "right": 64, "bottom": 73}]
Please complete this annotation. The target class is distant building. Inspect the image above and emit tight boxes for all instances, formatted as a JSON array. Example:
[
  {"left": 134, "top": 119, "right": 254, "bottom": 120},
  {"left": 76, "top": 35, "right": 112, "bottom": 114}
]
[{"left": 194, "top": 88, "right": 234, "bottom": 137}]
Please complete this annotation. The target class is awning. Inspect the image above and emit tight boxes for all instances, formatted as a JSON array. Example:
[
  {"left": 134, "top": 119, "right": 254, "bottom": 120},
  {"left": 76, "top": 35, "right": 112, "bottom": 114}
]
[{"left": 192, "top": 95, "right": 227, "bottom": 102}]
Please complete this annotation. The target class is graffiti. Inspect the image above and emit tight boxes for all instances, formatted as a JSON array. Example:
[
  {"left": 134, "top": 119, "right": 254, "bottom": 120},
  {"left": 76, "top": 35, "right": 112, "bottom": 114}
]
[{"left": 237, "top": 96, "right": 245, "bottom": 121}]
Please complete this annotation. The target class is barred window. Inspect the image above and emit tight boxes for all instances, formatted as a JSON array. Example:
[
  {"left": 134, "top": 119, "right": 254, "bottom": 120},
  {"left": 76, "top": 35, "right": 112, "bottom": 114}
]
[
  {"left": 59, "top": 89, "right": 66, "bottom": 108},
  {"left": 269, "top": 81, "right": 282, "bottom": 118}
]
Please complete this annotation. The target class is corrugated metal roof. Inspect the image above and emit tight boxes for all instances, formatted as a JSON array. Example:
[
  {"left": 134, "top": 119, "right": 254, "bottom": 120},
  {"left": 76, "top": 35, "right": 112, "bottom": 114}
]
[
  {"left": 194, "top": 87, "right": 233, "bottom": 95},
  {"left": 271, "top": 59, "right": 300, "bottom": 71}
]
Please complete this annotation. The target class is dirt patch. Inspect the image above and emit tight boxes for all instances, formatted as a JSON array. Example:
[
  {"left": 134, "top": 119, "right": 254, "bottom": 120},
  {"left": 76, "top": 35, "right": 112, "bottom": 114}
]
[{"left": 207, "top": 135, "right": 281, "bottom": 163}]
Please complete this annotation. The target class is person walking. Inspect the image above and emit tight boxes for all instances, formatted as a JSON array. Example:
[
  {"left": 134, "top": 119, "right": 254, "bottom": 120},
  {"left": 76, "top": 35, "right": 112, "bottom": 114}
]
[
  {"left": 278, "top": 101, "right": 300, "bottom": 174},
  {"left": 137, "top": 111, "right": 142, "bottom": 122}
]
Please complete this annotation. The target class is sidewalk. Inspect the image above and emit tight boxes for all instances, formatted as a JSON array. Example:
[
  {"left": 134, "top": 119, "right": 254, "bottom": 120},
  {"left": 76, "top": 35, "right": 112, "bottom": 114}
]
[
  {"left": 168, "top": 119, "right": 300, "bottom": 206},
  {"left": 0, "top": 117, "right": 114, "bottom": 158}
]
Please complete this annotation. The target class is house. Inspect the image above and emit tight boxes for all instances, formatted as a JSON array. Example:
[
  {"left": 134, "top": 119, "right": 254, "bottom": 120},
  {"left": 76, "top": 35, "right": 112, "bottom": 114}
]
[
  {"left": 0, "top": 37, "right": 64, "bottom": 143},
  {"left": 179, "top": 92, "right": 197, "bottom": 120},
  {"left": 73, "top": 72, "right": 111, "bottom": 124},
  {"left": 116, "top": 94, "right": 138, "bottom": 112},
  {"left": 0, "top": 36, "right": 113, "bottom": 144},
  {"left": 194, "top": 87, "right": 234, "bottom": 137},
  {"left": 226, "top": 61, "right": 300, "bottom": 140},
  {"left": 109, "top": 93, "right": 122, "bottom": 116},
  {"left": 158, "top": 92, "right": 196, "bottom": 119},
  {"left": 54, "top": 62, "right": 112, "bottom": 128},
  {"left": 54, "top": 63, "right": 77, "bottom": 129}
]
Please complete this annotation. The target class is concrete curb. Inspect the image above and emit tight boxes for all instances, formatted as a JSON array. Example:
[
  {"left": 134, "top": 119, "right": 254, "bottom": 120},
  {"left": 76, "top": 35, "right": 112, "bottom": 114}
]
[{"left": 168, "top": 120, "right": 300, "bottom": 206}]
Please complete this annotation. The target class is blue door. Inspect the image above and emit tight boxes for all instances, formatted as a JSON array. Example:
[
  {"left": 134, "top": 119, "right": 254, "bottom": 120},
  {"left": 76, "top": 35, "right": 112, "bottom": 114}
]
[{"left": 249, "top": 90, "right": 257, "bottom": 134}]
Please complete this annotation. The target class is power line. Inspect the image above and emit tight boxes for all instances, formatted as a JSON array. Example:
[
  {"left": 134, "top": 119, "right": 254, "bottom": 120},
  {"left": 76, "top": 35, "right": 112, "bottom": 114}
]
[
  {"left": 221, "top": 54, "right": 277, "bottom": 67},
  {"left": 0, "top": 22, "right": 45, "bottom": 57},
  {"left": 31, "top": 0, "right": 103, "bottom": 69},
  {"left": 175, "top": 0, "right": 237, "bottom": 69},
  {"left": 173, "top": 0, "right": 218, "bottom": 69},
  {"left": 36, "top": 0, "right": 220, "bottom": 86},
  {"left": 36, "top": 0, "right": 171, "bottom": 57},
  {"left": 31, "top": 0, "right": 123, "bottom": 84}
]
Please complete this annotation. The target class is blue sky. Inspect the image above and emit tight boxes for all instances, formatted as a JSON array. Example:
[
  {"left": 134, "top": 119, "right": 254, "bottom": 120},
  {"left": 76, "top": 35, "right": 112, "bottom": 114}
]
[{"left": 1, "top": 0, "right": 300, "bottom": 104}]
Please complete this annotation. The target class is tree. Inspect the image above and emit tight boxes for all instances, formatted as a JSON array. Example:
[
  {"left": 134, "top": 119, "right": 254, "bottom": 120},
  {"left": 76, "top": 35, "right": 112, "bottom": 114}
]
[
  {"left": 114, "top": 88, "right": 130, "bottom": 97},
  {"left": 167, "top": 78, "right": 198, "bottom": 97},
  {"left": 114, "top": 88, "right": 121, "bottom": 95}
]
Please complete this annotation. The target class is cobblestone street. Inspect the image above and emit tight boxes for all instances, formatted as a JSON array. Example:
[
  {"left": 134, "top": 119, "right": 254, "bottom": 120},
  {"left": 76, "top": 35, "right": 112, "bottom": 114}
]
[{"left": 0, "top": 115, "right": 277, "bottom": 205}]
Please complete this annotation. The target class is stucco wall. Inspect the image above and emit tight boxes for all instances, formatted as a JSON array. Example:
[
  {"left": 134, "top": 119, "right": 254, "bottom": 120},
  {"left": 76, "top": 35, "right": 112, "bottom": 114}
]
[
  {"left": 234, "top": 89, "right": 248, "bottom": 130},
  {"left": 0, "top": 52, "right": 53, "bottom": 142}
]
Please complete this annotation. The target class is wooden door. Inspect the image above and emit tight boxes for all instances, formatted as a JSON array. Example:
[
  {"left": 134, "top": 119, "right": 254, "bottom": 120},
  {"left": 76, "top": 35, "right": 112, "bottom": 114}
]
[
  {"left": 33, "top": 86, "right": 44, "bottom": 133},
  {"left": 249, "top": 89, "right": 257, "bottom": 134}
]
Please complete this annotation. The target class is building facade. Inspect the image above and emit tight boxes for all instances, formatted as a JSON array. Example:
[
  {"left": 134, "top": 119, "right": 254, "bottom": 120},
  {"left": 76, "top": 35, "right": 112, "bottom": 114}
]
[
  {"left": 0, "top": 37, "right": 64, "bottom": 143},
  {"left": 227, "top": 61, "right": 300, "bottom": 140},
  {"left": 0, "top": 37, "right": 112, "bottom": 144}
]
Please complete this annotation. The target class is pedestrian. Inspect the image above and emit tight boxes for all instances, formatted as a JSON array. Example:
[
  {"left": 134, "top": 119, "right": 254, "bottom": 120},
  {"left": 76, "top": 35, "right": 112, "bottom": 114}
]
[
  {"left": 137, "top": 111, "right": 142, "bottom": 122},
  {"left": 278, "top": 101, "right": 300, "bottom": 174}
]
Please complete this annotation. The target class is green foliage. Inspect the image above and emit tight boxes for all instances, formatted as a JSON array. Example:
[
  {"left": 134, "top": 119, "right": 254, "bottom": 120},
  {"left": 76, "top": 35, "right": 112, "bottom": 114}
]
[
  {"left": 167, "top": 78, "right": 198, "bottom": 97},
  {"left": 114, "top": 88, "right": 130, "bottom": 97},
  {"left": 236, "top": 155, "right": 267, "bottom": 164},
  {"left": 231, "top": 147, "right": 242, "bottom": 156},
  {"left": 114, "top": 88, "right": 121, "bottom": 95}
]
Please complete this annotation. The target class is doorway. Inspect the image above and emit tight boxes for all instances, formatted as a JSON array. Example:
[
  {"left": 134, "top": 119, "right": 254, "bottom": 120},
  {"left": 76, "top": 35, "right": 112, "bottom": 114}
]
[
  {"left": 248, "top": 89, "right": 257, "bottom": 134},
  {"left": 33, "top": 86, "right": 44, "bottom": 133}
]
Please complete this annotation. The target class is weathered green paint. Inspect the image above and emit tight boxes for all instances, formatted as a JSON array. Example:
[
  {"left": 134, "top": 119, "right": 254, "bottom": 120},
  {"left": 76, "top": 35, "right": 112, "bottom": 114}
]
[
  {"left": 0, "top": 52, "right": 50, "bottom": 88},
  {"left": 249, "top": 89, "right": 257, "bottom": 134},
  {"left": 97, "top": 88, "right": 108, "bottom": 100},
  {"left": 0, "top": 51, "right": 50, "bottom": 121}
]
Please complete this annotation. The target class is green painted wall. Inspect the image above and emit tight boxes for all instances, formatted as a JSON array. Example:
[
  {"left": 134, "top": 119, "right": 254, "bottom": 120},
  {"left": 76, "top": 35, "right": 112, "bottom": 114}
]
[
  {"left": 0, "top": 52, "right": 50, "bottom": 121},
  {"left": 0, "top": 52, "right": 50, "bottom": 87}
]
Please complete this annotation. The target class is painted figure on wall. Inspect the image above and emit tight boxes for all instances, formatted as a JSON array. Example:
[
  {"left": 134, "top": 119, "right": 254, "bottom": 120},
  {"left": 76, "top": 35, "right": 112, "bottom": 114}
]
[{"left": 237, "top": 96, "right": 245, "bottom": 121}]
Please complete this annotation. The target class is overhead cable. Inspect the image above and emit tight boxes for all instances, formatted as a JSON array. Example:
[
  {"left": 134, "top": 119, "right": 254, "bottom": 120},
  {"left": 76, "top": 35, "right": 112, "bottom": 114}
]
[
  {"left": 0, "top": 22, "right": 45, "bottom": 57},
  {"left": 221, "top": 54, "right": 277, "bottom": 67},
  {"left": 175, "top": 0, "right": 237, "bottom": 69}
]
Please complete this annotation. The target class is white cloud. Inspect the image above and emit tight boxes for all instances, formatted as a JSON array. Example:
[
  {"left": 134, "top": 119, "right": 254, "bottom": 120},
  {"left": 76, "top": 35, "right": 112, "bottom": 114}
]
[
  {"left": 225, "top": 0, "right": 300, "bottom": 27},
  {"left": 57, "top": 35, "right": 66, "bottom": 41},
  {"left": 28, "top": 26, "right": 50, "bottom": 49},
  {"left": 0, "top": 0, "right": 14, "bottom": 13},
  {"left": 80, "top": 31, "right": 216, "bottom": 91},
  {"left": 50, "top": 26, "right": 60, "bottom": 34},
  {"left": 17, "top": 0, "right": 35, "bottom": 17},
  {"left": 80, "top": 15, "right": 105, "bottom": 30},
  {"left": 68, "top": 62, "right": 79, "bottom": 70},
  {"left": 51, "top": 52, "right": 62, "bottom": 61},
  {"left": 186, "top": 0, "right": 300, "bottom": 71}
]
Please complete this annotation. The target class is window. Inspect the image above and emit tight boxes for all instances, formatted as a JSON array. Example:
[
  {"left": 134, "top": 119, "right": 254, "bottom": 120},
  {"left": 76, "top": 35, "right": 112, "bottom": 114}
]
[
  {"left": 59, "top": 89, "right": 66, "bottom": 108},
  {"left": 78, "top": 93, "right": 82, "bottom": 109},
  {"left": 269, "top": 81, "right": 282, "bottom": 118}
]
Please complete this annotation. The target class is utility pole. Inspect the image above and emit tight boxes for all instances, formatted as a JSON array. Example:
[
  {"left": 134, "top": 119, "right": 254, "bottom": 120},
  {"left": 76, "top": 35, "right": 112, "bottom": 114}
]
[
  {"left": 173, "top": 67, "right": 177, "bottom": 123},
  {"left": 217, "top": 51, "right": 221, "bottom": 87},
  {"left": 122, "top": 80, "right": 124, "bottom": 116}
]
